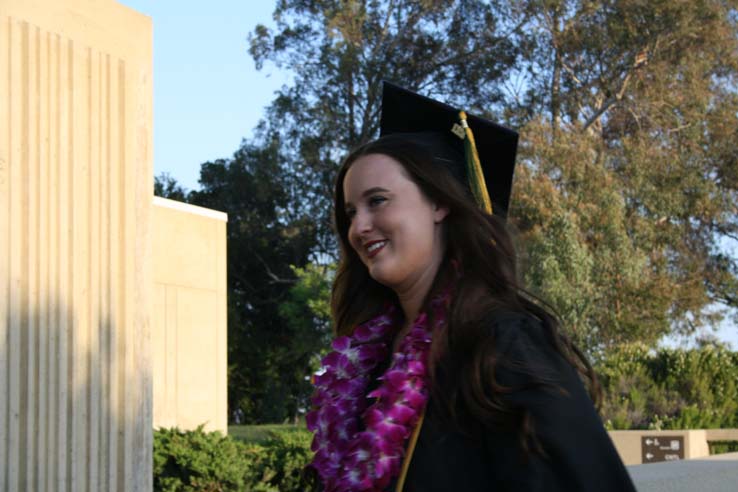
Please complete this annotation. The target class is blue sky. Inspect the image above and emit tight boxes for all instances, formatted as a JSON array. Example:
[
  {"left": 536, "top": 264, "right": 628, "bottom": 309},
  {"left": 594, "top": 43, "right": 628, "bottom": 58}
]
[
  {"left": 119, "top": 0, "right": 285, "bottom": 191},
  {"left": 118, "top": 1, "right": 736, "bottom": 348}
]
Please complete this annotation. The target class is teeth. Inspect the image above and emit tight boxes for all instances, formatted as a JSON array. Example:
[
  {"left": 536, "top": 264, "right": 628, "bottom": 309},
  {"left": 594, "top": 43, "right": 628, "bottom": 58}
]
[{"left": 367, "top": 241, "right": 386, "bottom": 253}]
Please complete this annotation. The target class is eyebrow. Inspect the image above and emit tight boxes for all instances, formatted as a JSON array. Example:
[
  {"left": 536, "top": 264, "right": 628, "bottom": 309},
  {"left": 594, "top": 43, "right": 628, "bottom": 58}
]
[{"left": 344, "top": 186, "right": 390, "bottom": 207}]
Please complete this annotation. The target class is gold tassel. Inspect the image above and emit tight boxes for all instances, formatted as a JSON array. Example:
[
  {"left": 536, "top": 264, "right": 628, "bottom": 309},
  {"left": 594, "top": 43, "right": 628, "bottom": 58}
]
[
  {"left": 459, "top": 111, "right": 493, "bottom": 215},
  {"left": 395, "top": 408, "right": 426, "bottom": 492}
]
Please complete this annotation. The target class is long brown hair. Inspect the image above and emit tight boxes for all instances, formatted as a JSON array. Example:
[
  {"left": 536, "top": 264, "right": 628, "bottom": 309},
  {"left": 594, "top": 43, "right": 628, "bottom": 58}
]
[{"left": 332, "top": 134, "right": 600, "bottom": 448}]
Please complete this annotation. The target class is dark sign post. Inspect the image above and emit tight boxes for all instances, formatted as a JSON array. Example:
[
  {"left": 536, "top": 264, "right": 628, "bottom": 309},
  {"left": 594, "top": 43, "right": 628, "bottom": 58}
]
[{"left": 641, "top": 436, "right": 685, "bottom": 463}]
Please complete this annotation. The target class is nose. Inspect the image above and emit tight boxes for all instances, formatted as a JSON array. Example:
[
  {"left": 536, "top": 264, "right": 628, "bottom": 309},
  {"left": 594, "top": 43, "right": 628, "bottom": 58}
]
[{"left": 349, "top": 208, "right": 372, "bottom": 242}]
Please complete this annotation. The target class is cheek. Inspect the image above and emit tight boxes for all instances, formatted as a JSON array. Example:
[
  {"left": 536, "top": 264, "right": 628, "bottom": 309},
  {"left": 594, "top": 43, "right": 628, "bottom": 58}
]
[
  {"left": 401, "top": 220, "right": 439, "bottom": 260},
  {"left": 346, "top": 223, "right": 361, "bottom": 254}
]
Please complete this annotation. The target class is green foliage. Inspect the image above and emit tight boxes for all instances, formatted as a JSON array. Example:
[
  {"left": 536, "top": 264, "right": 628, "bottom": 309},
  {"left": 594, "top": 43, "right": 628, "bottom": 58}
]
[
  {"left": 243, "top": 430, "right": 314, "bottom": 492},
  {"left": 153, "top": 426, "right": 252, "bottom": 492},
  {"left": 229, "top": 424, "right": 305, "bottom": 445},
  {"left": 185, "top": 143, "right": 320, "bottom": 424},
  {"left": 153, "top": 426, "right": 314, "bottom": 492},
  {"left": 276, "top": 263, "right": 335, "bottom": 416},
  {"left": 279, "top": 264, "right": 333, "bottom": 327},
  {"left": 598, "top": 345, "right": 738, "bottom": 430},
  {"left": 249, "top": 0, "right": 521, "bottom": 255},
  {"left": 154, "top": 172, "right": 189, "bottom": 202},
  {"left": 247, "top": 0, "right": 737, "bottom": 354},
  {"left": 511, "top": 0, "right": 738, "bottom": 348},
  {"left": 709, "top": 441, "right": 738, "bottom": 455}
]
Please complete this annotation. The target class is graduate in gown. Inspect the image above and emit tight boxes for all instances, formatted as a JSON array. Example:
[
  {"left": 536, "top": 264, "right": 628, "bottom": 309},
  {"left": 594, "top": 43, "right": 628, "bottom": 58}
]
[{"left": 305, "top": 82, "right": 636, "bottom": 492}]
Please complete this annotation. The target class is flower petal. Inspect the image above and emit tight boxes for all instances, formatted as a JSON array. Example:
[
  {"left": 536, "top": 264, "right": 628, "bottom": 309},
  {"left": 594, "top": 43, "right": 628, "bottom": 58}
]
[
  {"left": 331, "top": 336, "right": 351, "bottom": 352},
  {"left": 387, "top": 404, "right": 415, "bottom": 425}
]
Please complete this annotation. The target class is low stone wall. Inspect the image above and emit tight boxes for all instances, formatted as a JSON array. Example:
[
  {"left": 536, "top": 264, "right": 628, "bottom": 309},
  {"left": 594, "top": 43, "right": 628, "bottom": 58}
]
[{"left": 608, "top": 429, "right": 738, "bottom": 466}]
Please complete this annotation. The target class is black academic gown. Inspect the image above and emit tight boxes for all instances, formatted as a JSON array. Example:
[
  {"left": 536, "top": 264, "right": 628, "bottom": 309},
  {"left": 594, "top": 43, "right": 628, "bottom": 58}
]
[{"left": 395, "top": 312, "right": 636, "bottom": 492}]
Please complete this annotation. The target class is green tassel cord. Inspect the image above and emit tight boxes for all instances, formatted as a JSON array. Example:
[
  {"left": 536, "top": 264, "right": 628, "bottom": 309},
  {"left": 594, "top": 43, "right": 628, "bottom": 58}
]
[{"left": 458, "top": 111, "right": 493, "bottom": 215}]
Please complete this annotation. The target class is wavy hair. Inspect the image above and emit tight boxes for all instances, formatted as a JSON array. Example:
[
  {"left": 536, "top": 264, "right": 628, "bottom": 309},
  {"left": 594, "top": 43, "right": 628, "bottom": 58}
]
[{"left": 332, "top": 133, "right": 600, "bottom": 449}]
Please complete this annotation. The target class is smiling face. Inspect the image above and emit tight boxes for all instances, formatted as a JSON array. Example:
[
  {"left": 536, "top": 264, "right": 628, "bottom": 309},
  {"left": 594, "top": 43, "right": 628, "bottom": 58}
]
[{"left": 342, "top": 153, "right": 448, "bottom": 294}]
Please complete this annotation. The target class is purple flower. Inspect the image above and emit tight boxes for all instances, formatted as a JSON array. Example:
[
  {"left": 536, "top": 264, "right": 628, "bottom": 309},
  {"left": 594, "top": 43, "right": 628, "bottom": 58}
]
[
  {"left": 331, "top": 336, "right": 352, "bottom": 352},
  {"left": 406, "top": 360, "right": 426, "bottom": 376},
  {"left": 306, "top": 289, "right": 451, "bottom": 492},
  {"left": 387, "top": 403, "right": 416, "bottom": 425},
  {"left": 313, "top": 371, "right": 334, "bottom": 389}
]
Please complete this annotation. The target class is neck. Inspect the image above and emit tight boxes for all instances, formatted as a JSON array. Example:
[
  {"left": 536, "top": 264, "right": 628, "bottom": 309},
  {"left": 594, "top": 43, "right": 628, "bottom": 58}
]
[{"left": 394, "top": 260, "right": 443, "bottom": 326}]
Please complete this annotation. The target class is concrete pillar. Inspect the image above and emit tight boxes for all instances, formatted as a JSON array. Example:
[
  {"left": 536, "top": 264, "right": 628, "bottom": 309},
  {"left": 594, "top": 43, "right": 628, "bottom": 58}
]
[{"left": 0, "top": 1, "right": 153, "bottom": 490}]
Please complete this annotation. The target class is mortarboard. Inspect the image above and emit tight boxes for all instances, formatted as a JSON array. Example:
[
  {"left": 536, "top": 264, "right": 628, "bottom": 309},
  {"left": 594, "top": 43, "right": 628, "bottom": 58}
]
[{"left": 379, "top": 81, "right": 518, "bottom": 219}]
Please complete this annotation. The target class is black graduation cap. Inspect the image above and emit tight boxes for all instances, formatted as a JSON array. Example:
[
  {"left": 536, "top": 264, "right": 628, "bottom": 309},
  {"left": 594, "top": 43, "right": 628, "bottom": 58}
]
[{"left": 379, "top": 81, "right": 518, "bottom": 219}]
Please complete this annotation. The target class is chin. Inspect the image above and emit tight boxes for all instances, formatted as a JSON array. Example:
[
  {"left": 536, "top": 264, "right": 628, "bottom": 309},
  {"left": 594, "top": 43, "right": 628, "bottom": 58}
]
[{"left": 367, "top": 266, "right": 403, "bottom": 289}]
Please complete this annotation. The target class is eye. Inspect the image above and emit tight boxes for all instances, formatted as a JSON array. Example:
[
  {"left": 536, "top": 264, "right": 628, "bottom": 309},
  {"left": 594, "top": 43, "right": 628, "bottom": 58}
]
[
  {"left": 345, "top": 207, "right": 356, "bottom": 220},
  {"left": 368, "top": 195, "right": 387, "bottom": 207}
]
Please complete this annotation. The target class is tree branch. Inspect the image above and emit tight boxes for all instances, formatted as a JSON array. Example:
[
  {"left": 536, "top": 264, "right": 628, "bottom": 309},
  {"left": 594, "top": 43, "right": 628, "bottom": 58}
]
[
  {"left": 582, "top": 47, "right": 649, "bottom": 132},
  {"left": 253, "top": 251, "right": 296, "bottom": 285}
]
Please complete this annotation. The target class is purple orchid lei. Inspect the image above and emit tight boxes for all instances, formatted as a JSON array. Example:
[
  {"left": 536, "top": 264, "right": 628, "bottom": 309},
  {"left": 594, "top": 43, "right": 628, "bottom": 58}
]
[{"left": 306, "top": 293, "right": 449, "bottom": 492}]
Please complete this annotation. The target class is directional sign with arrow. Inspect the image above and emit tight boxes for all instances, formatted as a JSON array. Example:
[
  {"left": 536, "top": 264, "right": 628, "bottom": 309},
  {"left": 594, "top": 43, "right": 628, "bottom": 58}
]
[{"left": 641, "top": 436, "right": 684, "bottom": 463}]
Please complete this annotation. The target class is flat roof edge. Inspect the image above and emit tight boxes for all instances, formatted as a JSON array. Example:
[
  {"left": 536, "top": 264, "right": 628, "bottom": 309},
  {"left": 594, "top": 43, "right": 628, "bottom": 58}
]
[{"left": 153, "top": 196, "right": 228, "bottom": 222}]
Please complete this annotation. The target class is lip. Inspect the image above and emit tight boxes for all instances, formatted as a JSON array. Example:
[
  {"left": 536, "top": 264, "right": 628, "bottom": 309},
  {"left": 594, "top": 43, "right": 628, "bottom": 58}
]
[{"left": 363, "top": 239, "right": 387, "bottom": 259}]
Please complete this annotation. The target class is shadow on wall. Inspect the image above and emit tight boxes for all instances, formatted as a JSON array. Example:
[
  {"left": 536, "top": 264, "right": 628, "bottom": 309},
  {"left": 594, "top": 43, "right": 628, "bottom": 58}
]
[{"left": 3, "top": 300, "right": 151, "bottom": 492}]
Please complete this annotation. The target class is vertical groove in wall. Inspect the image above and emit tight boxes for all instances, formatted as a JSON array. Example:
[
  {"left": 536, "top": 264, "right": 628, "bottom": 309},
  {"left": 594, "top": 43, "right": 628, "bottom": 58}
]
[
  {"left": 88, "top": 47, "right": 100, "bottom": 492},
  {"left": 32, "top": 24, "right": 43, "bottom": 492},
  {"left": 65, "top": 37, "right": 74, "bottom": 492},
  {"left": 116, "top": 58, "right": 126, "bottom": 492},
  {"left": 47, "top": 31, "right": 58, "bottom": 492},
  {"left": 55, "top": 32, "right": 69, "bottom": 492},
  {"left": 1, "top": 15, "right": 10, "bottom": 492},
  {"left": 55, "top": 33, "right": 67, "bottom": 491},
  {"left": 85, "top": 45, "right": 93, "bottom": 492},
  {"left": 99, "top": 51, "right": 110, "bottom": 492},
  {"left": 174, "top": 287, "right": 178, "bottom": 424},
  {"left": 7, "top": 17, "right": 19, "bottom": 492},
  {"left": 71, "top": 43, "right": 88, "bottom": 492},
  {"left": 163, "top": 285, "right": 169, "bottom": 424},
  {"left": 108, "top": 53, "right": 119, "bottom": 492},
  {"left": 19, "top": 19, "right": 30, "bottom": 492},
  {"left": 39, "top": 29, "right": 50, "bottom": 492}
]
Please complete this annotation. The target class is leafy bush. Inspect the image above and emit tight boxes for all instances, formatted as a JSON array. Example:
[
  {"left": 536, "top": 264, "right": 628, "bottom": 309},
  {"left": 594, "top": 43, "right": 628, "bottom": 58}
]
[
  {"left": 153, "top": 426, "right": 314, "bottom": 492},
  {"left": 229, "top": 424, "right": 302, "bottom": 445},
  {"left": 598, "top": 344, "right": 738, "bottom": 430},
  {"left": 154, "top": 426, "right": 252, "bottom": 491},
  {"left": 244, "top": 429, "right": 314, "bottom": 491},
  {"left": 709, "top": 441, "right": 738, "bottom": 455}
]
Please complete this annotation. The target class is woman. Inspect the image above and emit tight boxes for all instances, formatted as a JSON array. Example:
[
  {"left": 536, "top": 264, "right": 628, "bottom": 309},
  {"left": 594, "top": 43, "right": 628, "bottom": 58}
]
[{"left": 306, "top": 83, "right": 636, "bottom": 492}]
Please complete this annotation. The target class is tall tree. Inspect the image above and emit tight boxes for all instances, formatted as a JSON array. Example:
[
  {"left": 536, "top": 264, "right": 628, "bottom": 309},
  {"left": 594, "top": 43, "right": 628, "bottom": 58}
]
[
  {"left": 249, "top": 0, "right": 523, "bottom": 255},
  {"left": 248, "top": 0, "right": 738, "bottom": 354},
  {"left": 511, "top": 0, "right": 738, "bottom": 351},
  {"left": 186, "top": 140, "right": 321, "bottom": 423},
  {"left": 154, "top": 172, "right": 189, "bottom": 201}
]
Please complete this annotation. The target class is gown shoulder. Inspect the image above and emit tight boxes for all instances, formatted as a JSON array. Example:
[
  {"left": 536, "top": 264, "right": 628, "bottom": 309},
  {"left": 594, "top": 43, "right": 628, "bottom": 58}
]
[{"left": 400, "top": 310, "right": 636, "bottom": 491}]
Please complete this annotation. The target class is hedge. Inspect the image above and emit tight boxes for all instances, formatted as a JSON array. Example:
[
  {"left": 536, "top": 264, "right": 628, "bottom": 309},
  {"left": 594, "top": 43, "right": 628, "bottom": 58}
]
[
  {"left": 597, "top": 344, "right": 738, "bottom": 430},
  {"left": 153, "top": 426, "right": 313, "bottom": 491}
]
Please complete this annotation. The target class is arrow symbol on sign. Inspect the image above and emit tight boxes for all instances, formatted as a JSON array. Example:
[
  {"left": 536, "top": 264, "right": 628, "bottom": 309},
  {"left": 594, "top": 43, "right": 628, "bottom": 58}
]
[
  {"left": 646, "top": 453, "right": 654, "bottom": 460},
  {"left": 646, "top": 439, "right": 653, "bottom": 445}
]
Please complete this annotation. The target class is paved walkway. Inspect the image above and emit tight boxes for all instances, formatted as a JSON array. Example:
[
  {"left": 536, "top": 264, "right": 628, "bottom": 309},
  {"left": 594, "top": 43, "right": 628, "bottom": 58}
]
[{"left": 628, "top": 452, "right": 738, "bottom": 492}]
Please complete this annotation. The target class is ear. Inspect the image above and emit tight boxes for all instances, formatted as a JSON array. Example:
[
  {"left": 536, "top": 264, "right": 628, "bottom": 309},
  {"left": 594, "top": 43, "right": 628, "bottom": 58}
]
[{"left": 433, "top": 203, "right": 450, "bottom": 223}]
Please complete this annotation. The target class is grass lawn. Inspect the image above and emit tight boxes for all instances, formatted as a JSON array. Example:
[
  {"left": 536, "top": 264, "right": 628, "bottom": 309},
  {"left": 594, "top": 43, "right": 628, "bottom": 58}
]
[{"left": 229, "top": 424, "right": 307, "bottom": 444}]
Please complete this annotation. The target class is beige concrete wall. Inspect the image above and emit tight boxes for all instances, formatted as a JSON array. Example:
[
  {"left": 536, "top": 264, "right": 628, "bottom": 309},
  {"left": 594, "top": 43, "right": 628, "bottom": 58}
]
[
  {"left": 0, "top": 1, "right": 153, "bottom": 491},
  {"left": 152, "top": 197, "right": 228, "bottom": 433}
]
